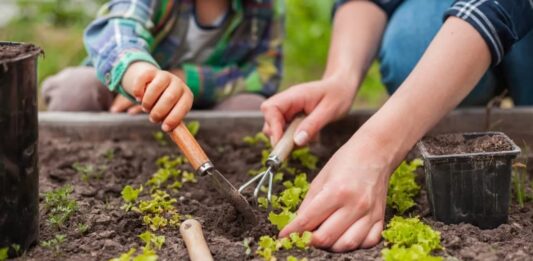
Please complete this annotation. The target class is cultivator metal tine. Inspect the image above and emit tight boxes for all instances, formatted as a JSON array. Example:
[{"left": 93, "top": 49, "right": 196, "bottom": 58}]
[{"left": 238, "top": 166, "right": 275, "bottom": 201}]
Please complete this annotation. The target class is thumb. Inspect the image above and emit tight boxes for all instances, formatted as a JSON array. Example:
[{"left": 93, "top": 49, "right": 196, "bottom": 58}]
[
  {"left": 293, "top": 104, "right": 332, "bottom": 146},
  {"left": 110, "top": 95, "right": 133, "bottom": 113}
]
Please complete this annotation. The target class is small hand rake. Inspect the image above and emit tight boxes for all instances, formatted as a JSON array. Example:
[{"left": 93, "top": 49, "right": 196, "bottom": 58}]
[{"left": 238, "top": 116, "right": 304, "bottom": 201}]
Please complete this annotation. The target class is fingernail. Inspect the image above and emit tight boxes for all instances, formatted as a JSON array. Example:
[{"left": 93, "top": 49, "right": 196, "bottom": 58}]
[
  {"left": 149, "top": 117, "right": 155, "bottom": 123},
  {"left": 142, "top": 107, "right": 148, "bottom": 112},
  {"left": 294, "top": 131, "right": 308, "bottom": 146},
  {"left": 136, "top": 97, "right": 141, "bottom": 102},
  {"left": 162, "top": 124, "right": 170, "bottom": 132}
]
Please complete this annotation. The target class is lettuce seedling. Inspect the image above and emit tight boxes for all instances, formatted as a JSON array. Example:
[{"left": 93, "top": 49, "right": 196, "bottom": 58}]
[
  {"left": 153, "top": 131, "right": 168, "bottom": 146},
  {"left": 268, "top": 208, "right": 296, "bottom": 230},
  {"left": 121, "top": 185, "right": 142, "bottom": 211},
  {"left": 287, "top": 256, "right": 308, "bottom": 261},
  {"left": 72, "top": 162, "right": 105, "bottom": 182},
  {"left": 110, "top": 248, "right": 158, "bottom": 261},
  {"left": 289, "top": 231, "right": 312, "bottom": 250},
  {"left": 0, "top": 247, "right": 8, "bottom": 261},
  {"left": 382, "top": 216, "right": 442, "bottom": 253},
  {"left": 387, "top": 159, "right": 423, "bottom": 214},
  {"left": 186, "top": 121, "right": 200, "bottom": 136},
  {"left": 382, "top": 245, "right": 442, "bottom": 261},
  {"left": 256, "top": 235, "right": 277, "bottom": 261},
  {"left": 139, "top": 231, "right": 165, "bottom": 250},
  {"left": 243, "top": 132, "right": 271, "bottom": 147},
  {"left": 291, "top": 147, "right": 318, "bottom": 170}
]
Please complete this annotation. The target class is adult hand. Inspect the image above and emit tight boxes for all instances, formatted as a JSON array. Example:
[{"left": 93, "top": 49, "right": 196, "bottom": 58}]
[
  {"left": 279, "top": 134, "right": 391, "bottom": 252},
  {"left": 109, "top": 95, "right": 143, "bottom": 114},
  {"left": 122, "top": 62, "right": 194, "bottom": 132},
  {"left": 261, "top": 77, "right": 356, "bottom": 146}
]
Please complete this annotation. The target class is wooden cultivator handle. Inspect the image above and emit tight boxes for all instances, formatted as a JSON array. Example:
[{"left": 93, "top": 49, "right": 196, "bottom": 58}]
[
  {"left": 180, "top": 219, "right": 213, "bottom": 261},
  {"left": 169, "top": 122, "right": 209, "bottom": 171},
  {"left": 270, "top": 115, "right": 305, "bottom": 162}
]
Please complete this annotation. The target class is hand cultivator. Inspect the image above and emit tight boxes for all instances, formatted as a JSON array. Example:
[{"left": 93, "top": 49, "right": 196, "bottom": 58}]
[{"left": 239, "top": 116, "right": 304, "bottom": 201}]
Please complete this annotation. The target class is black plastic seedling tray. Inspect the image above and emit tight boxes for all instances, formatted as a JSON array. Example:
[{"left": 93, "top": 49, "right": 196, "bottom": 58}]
[{"left": 418, "top": 132, "right": 521, "bottom": 229}]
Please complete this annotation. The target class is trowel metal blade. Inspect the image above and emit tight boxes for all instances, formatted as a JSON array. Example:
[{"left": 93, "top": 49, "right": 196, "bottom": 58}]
[{"left": 204, "top": 168, "right": 258, "bottom": 225}]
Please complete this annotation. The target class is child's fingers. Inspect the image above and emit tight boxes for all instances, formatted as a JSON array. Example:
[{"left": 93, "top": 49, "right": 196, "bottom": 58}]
[
  {"left": 132, "top": 68, "right": 157, "bottom": 99},
  {"left": 142, "top": 72, "right": 172, "bottom": 111},
  {"left": 149, "top": 79, "right": 184, "bottom": 123},
  {"left": 162, "top": 89, "right": 193, "bottom": 132},
  {"left": 110, "top": 95, "right": 133, "bottom": 113},
  {"left": 127, "top": 105, "right": 144, "bottom": 115}
]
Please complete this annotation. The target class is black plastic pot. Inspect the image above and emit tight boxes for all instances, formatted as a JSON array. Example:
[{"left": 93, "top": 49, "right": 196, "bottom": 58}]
[
  {"left": 0, "top": 42, "right": 42, "bottom": 257},
  {"left": 418, "top": 132, "right": 521, "bottom": 229}
]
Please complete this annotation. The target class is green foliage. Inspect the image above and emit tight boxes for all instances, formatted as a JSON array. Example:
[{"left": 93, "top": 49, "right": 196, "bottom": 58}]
[
  {"left": 243, "top": 238, "right": 253, "bottom": 256},
  {"left": 43, "top": 185, "right": 78, "bottom": 228},
  {"left": 122, "top": 185, "right": 142, "bottom": 203},
  {"left": 186, "top": 121, "right": 200, "bottom": 136},
  {"left": 243, "top": 132, "right": 271, "bottom": 147},
  {"left": 72, "top": 162, "right": 105, "bottom": 182},
  {"left": 381, "top": 216, "right": 442, "bottom": 260},
  {"left": 255, "top": 232, "right": 313, "bottom": 261},
  {"left": 512, "top": 162, "right": 529, "bottom": 208},
  {"left": 0, "top": 247, "right": 8, "bottom": 261},
  {"left": 291, "top": 147, "right": 318, "bottom": 170},
  {"left": 77, "top": 223, "right": 89, "bottom": 235},
  {"left": 387, "top": 159, "right": 423, "bottom": 214},
  {"left": 153, "top": 131, "right": 168, "bottom": 146},
  {"left": 41, "top": 234, "right": 66, "bottom": 253},
  {"left": 139, "top": 231, "right": 165, "bottom": 251},
  {"left": 266, "top": 173, "right": 309, "bottom": 230},
  {"left": 287, "top": 256, "right": 308, "bottom": 261},
  {"left": 121, "top": 185, "right": 143, "bottom": 211},
  {"left": 382, "top": 245, "right": 442, "bottom": 261},
  {"left": 109, "top": 248, "right": 158, "bottom": 261},
  {"left": 103, "top": 148, "right": 115, "bottom": 161},
  {"left": 268, "top": 208, "right": 297, "bottom": 231}
]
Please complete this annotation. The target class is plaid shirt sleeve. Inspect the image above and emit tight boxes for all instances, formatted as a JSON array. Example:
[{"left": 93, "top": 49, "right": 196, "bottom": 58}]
[
  {"left": 181, "top": 2, "right": 284, "bottom": 105},
  {"left": 83, "top": 0, "right": 170, "bottom": 101},
  {"left": 333, "top": 0, "right": 405, "bottom": 17},
  {"left": 444, "top": 0, "right": 533, "bottom": 66}
]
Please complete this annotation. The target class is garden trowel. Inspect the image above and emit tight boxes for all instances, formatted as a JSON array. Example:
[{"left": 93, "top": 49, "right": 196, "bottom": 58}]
[{"left": 169, "top": 122, "right": 257, "bottom": 225}]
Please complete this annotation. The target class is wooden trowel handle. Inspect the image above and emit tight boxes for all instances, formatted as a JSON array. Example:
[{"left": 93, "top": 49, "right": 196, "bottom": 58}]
[
  {"left": 270, "top": 115, "right": 305, "bottom": 162},
  {"left": 180, "top": 219, "right": 214, "bottom": 261},
  {"left": 169, "top": 122, "right": 209, "bottom": 170}
]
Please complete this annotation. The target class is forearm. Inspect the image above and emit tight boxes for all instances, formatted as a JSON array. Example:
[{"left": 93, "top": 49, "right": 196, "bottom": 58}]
[
  {"left": 324, "top": 0, "right": 387, "bottom": 88},
  {"left": 354, "top": 17, "right": 491, "bottom": 169}
]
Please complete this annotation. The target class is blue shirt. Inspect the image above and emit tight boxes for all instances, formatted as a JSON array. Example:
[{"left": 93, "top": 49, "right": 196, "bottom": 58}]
[{"left": 334, "top": 0, "right": 533, "bottom": 66}]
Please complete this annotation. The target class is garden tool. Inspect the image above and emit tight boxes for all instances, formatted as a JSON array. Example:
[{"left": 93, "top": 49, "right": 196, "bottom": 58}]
[
  {"left": 169, "top": 123, "right": 257, "bottom": 224},
  {"left": 238, "top": 115, "right": 305, "bottom": 202},
  {"left": 180, "top": 219, "right": 213, "bottom": 261}
]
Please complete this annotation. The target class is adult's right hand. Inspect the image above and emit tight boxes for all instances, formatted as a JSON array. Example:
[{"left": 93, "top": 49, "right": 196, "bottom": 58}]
[{"left": 261, "top": 77, "right": 356, "bottom": 146}]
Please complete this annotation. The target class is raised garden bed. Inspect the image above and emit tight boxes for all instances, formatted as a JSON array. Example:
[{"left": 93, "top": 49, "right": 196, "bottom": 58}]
[{"left": 13, "top": 111, "right": 533, "bottom": 260}]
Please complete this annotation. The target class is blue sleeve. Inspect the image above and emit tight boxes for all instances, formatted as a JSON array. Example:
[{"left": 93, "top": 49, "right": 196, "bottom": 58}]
[
  {"left": 333, "top": 0, "right": 405, "bottom": 18},
  {"left": 444, "top": 0, "right": 533, "bottom": 65}
]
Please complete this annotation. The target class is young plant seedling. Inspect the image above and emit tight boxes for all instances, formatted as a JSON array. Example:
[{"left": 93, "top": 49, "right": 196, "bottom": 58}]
[
  {"left": 0, "top": 247, "right": 8, "bottom": 261},
  {"left": 381, "top": 216, "right": 443, "bottom": 261},
  {"left": 387, "top": 159, "right": 423, "bottom": 214},
  {"left": 43, "top": 185, "right": 78, "bottom": 229},
  {"left": 103, "top": 148, "right": 115, "bottom": 161},
  {"left": 72, "top": 162, "right": 105, "bottom": 182},
  {"left": 512, "top": 162, "right": 528, "bottom": 208},
  {"left": 255, "top": 232, "right": 312, "bottom": 261},
  {"left": 40, "top": 234, "right": 66, "bottom": 254}
]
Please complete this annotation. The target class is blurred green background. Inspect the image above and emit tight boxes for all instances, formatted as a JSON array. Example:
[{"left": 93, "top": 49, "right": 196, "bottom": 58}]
[{"left": 0, "top": 0, "right": 387, "bottom": 109}]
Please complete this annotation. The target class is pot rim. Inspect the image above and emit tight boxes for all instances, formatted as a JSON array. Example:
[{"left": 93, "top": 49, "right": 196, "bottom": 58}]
[
  {"left": 417, "top": 131, "right": 521, "bottom": 160},
  {"left": 0, "top": 41, "right": 42, "bottom": 64}
]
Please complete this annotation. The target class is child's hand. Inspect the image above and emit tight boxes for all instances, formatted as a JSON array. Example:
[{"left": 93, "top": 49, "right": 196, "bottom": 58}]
[
  {"left": 122, "top": 62, "right": 193, "bottom": 132},
  {"left": 109, "top": 95, "right": 143, "bottom": 114}
]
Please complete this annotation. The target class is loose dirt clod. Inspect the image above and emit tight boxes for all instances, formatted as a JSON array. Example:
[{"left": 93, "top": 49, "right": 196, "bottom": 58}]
[
  {"left": 424, "top": 133, "right": 513, "bottom": 155},
  {"left": 0, "top": 43, "right": 41, "bottom": 61}
]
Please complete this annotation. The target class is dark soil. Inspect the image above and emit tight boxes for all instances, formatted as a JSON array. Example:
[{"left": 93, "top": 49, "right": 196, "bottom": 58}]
[
  {"left": 14, "top": 130, "right": 533, "bottom": 260},
  {"left": 0, "top": 43, "right": 41, "bottom": 61},
  {"left": 423, "top": 133, "right": 514, "bottom": 156}
]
